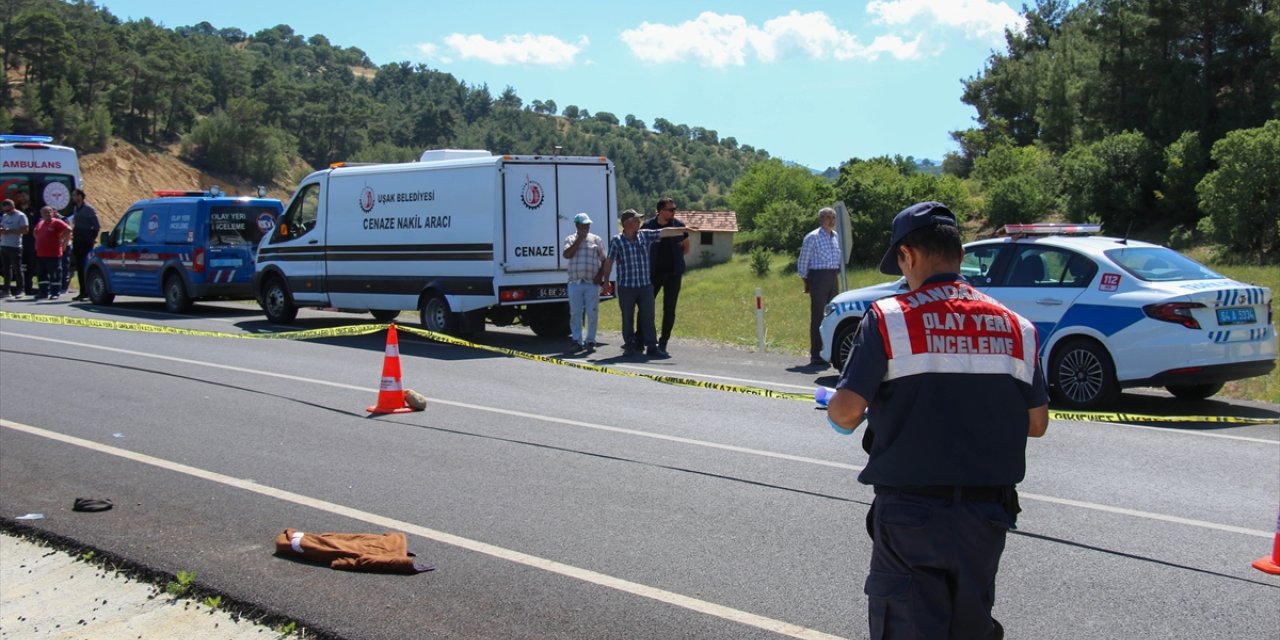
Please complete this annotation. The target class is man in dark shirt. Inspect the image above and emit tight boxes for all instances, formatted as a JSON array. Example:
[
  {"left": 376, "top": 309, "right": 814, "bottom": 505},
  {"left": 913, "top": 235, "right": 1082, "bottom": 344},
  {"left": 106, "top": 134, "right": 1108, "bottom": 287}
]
[
  {"left": 639, "top": 197, "right": 688, "bottom": 353},
  {"left": 68, "top": 188, "right": 101, "bottom": 301},
  {"left": 827, "top": 201, "right": 1049, "bottom": 640}
]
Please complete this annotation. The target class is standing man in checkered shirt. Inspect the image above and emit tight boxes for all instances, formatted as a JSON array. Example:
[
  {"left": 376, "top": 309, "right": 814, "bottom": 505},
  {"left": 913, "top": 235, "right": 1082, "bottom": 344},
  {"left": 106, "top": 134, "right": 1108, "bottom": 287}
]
[
  {"left": 562, "top": 212, "right": 607, "bottom": 353},
  {"left": 798, "top": 207, "right": 842, "bottom": 367},
  {"left": 597, "top": 209, "right": 693, "bottom": 359}
]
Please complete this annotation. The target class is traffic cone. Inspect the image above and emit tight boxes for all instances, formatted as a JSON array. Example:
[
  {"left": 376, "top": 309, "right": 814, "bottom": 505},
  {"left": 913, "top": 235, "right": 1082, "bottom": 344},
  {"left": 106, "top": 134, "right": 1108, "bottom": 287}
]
[
  {"left": 367, "top": 324, "right": 415, "bottom": 414},
  {"left": 1252, "top": 506, "right": 1280, "bottom": 575}
]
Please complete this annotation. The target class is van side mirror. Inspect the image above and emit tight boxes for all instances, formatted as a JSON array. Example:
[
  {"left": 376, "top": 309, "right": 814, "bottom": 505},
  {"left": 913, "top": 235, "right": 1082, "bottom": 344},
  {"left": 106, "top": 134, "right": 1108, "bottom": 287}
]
[{"left": 99, "top": 231, "right": 113, "bottom": 248}]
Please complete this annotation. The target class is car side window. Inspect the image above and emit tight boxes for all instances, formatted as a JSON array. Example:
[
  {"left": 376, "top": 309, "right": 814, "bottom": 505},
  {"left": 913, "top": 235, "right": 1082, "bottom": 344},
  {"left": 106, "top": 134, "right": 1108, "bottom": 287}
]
[
  {"left": 960, "top": 244, "right": 1009, "bottom": 286},
  {"left": 1003, "top": 247, "right": 1050, "bottom": 286},
  {"left": 1058, "top": 253, "right": 1097, "bottom": 287},
  {"left": 1000, "top": 246, "right": 1093, "bottom": 287},
  {"left": 115, "top": 209, "right": 142, "bottom": 245},
  {"left": 274, "top": 183, "right": 319, "bottom": 242}
]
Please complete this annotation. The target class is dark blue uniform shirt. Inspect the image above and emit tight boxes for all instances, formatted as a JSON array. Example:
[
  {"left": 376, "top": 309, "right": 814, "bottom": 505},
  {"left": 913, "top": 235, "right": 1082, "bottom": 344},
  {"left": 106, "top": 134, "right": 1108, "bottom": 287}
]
[{"left": 837, "top": 273, "right": 1049, "bottom": 487}]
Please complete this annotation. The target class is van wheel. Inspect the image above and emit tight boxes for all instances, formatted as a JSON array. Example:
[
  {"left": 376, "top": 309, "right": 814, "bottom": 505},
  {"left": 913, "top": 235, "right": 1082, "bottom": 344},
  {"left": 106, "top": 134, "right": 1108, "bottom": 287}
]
[
  {"left": 528, "top": 302, "right": 570, "bottom": 338},
  {"left": 830, "top": 319, "right": 861, "bottom": 371},
  {"left": 164, "top": 274, "right": 193, "bottom": 313},
  {"left": 1049, "top": 338, "right": 1120, "bottom": 410},
  {"left": 261, "top": 277, "right": 298, "bottom": 324},
  {"left": 420, "top": 294, "right": 456, "bottom": 334},
  {"left": 1166, "top": 382, "right": 1224, "bottom": 401},
  {"left": 370, "top": 309, "right": 401, "bottom": 322},
  {"left": 87, "top": 268, "right": 114, "bottom": 305}
]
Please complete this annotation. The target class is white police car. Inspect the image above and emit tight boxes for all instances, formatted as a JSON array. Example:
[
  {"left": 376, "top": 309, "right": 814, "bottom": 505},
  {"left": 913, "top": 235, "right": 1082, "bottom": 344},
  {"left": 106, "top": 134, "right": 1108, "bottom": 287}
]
[{"left": 819, "top": 223, "right": 1276, "bottom": 409}]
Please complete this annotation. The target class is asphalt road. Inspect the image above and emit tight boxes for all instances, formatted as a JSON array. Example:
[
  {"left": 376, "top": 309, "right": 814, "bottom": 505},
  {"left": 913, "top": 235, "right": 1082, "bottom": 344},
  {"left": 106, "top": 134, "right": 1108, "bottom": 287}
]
[{"left": 1, "top": 298, "right": 1277, "bottom": 640}]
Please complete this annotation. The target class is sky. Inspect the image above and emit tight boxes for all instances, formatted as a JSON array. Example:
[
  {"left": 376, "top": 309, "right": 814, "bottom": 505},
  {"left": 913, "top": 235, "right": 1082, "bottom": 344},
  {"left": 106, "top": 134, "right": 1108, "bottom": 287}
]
[{"left": 98, "top": 0, "right": 1026, "bottom": 171}]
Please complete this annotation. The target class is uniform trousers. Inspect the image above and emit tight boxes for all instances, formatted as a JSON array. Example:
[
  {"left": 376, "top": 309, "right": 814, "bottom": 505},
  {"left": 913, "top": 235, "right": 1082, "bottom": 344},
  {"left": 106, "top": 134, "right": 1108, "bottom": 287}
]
[{"left": 864, "top": 489, "right": 1010, "bottom": 640}]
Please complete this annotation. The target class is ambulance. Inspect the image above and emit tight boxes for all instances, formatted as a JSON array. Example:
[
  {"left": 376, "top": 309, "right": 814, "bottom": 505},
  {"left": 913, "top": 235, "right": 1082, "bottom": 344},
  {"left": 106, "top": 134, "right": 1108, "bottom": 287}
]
[
  {"left": 0, "top": 134, "right": 82, "bottom": 215},
  {"left": 254, "top": 150, "right": 617, "bottom": 335}
]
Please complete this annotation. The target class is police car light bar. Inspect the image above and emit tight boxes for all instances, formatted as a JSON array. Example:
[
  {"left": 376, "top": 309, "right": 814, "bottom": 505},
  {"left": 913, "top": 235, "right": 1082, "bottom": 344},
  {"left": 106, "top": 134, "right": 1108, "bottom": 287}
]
[
  {"left": 0, "top": 134, "right": 54, "bottom": 144},
  {"left": 1002, "top": 223, "right": 1103, "bottom": 236},
  {"left": 153, "top": 190, "right": 207, "bottom": 197}
]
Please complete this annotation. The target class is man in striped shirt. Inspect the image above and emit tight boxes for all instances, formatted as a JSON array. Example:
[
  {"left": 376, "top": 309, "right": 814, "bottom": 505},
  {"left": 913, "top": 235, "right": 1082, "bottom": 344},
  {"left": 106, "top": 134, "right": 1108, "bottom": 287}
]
[{"left": 798, "top": 207, "right": 842, "bottom": 366}]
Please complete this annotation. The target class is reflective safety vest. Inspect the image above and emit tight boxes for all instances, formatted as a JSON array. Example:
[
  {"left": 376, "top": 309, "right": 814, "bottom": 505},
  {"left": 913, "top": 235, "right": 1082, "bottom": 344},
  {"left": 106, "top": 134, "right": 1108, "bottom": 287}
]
[{"left": 872, "top": 279, "right": 1039, "bottom": 384}]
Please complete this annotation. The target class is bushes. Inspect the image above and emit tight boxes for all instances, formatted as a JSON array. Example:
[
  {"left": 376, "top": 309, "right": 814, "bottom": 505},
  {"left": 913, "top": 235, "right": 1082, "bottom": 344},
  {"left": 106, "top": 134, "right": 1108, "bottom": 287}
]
[{"left": 1197, "top": 120, "right": 1280, "bottom": 262}]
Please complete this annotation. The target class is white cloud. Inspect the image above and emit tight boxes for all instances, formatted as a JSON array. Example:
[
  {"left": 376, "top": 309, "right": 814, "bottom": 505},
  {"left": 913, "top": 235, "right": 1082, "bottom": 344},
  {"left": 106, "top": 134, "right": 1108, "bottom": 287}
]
[
  {"left": 621, "top": 10, "right": 923, "bottom": 67},
  {"left": 419, "top": 33, "right": 588, "bottom": 67},
  {"left": 867, "top": 0, "right": 1025, "bottom": 44}
]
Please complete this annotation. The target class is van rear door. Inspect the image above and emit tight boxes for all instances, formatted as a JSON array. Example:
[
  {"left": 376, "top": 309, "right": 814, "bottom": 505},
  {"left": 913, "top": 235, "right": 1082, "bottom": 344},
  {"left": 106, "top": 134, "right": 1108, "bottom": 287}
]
[
  {"left": 502, "top": 163, "right": 561, "bottom": 273},
  {"left": 554, "top": 162, "right": 613, "bottom": 249}
]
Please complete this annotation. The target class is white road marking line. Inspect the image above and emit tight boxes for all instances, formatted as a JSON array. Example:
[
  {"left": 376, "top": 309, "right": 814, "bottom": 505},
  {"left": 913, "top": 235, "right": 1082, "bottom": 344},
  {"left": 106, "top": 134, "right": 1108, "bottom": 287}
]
[
  {"left": 0, "top": 419, "right": 847, "bottom": 640},
  {"left": 2, "top": 330, "right": 1274, "bottom": 539}
]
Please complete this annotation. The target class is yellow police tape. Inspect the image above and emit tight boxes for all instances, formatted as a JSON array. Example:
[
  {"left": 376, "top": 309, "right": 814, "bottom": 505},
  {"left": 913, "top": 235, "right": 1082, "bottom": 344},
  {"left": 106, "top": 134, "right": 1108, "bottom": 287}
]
[{"left": 3, "top": 310, "right": 1275, "bottom": 425}]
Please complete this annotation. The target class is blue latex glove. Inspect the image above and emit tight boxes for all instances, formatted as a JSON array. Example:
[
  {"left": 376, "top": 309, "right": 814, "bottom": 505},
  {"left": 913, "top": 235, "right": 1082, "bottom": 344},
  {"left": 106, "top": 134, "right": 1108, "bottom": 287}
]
[{"left": 827, "top": 414, "right": 854, "bottom": 435}]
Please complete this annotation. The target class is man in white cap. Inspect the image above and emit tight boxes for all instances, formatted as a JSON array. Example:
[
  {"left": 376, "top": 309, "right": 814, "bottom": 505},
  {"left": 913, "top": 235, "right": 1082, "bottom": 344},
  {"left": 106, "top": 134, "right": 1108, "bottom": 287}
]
[{"left": 562, "top": 212, "right": 607, "bottom": 352}]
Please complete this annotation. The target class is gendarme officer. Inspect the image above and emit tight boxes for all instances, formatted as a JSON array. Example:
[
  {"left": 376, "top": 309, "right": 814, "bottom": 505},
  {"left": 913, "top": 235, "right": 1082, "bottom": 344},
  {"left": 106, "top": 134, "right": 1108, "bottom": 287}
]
[{"left": 826, "top": 201, "right": 1049, "bottom": 639}]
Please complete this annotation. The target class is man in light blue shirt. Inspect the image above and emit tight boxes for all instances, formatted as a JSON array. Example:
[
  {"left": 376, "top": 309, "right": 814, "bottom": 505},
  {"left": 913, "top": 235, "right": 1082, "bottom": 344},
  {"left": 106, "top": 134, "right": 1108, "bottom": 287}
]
[{"left": 797, "top": 207, "right": 842, "bottom": 366}]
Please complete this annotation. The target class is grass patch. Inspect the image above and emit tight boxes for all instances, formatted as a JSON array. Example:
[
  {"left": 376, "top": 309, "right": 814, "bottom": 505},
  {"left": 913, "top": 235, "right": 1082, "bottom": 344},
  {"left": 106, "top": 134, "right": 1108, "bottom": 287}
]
[{"left": 596, "top": 252, "right": 1279, "bottom": 404}]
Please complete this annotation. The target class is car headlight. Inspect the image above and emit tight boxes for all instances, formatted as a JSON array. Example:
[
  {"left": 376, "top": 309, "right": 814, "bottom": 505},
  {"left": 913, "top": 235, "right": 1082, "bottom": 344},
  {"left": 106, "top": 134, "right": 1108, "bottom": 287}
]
[{"left": 823, "top": 303, "right": 837, "bottom": 318}]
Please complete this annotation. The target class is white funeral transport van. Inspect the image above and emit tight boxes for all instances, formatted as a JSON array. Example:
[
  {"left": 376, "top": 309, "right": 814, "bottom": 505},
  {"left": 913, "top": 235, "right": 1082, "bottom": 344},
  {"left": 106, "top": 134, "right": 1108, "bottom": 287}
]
[{"left": 254, "top": 150, "right": 616, "bottom": 335}]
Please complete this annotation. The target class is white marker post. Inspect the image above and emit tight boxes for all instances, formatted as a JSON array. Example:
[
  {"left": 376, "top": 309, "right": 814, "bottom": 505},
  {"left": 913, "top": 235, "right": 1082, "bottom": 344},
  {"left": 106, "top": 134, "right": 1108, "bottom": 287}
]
[{"left": 755, "top": 287, "right": 765, "bottom": 352}]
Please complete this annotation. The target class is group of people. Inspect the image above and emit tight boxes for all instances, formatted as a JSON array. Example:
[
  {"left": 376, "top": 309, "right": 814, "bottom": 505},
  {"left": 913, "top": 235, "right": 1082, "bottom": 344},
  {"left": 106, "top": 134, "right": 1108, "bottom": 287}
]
[
  {"left": 561, "top": 197, "right": 693, "bottom": 358},
  {"left": 0, "top": 187, "right": 100, "bottom": 301}
]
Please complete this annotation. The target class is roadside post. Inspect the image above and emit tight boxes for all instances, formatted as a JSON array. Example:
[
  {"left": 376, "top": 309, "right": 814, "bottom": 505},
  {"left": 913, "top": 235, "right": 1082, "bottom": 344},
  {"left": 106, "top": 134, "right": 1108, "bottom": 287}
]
[
  {"left": 833, "top": 201, "right": 852, "bottom": 291},
  {"left": 755, "top": 287, "right": 765, "bottom": 353}
]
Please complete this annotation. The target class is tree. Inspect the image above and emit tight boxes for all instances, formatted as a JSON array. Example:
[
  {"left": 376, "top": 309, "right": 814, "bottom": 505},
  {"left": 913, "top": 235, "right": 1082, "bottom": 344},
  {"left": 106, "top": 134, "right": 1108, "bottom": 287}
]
[
  {"left": 561, "top": 104, "right": 580, "bottom": 119},
  {"left": 1058, "top": 130, "right": 1160, "bottom": 234},
  {"left": 728, "top": 159, "right": 833, "bottom": 230},
  {"left": 834, "top": 157, "right": 972, "bottom": 266},
  {"left": 496, "top": 85, "right": 521, "bottom": 110},
  {"left": 593, "top": 111, "right": 618, "bottom": 125},
  {"left": 1196, "top": 120, "right": 1280, "bottom": 262},
  {"left": 1157, "top": 130, "right": 1208, "bottom": 231},
  {"left": 973, "top": 144, "right": 1059, "bottom": 226}
]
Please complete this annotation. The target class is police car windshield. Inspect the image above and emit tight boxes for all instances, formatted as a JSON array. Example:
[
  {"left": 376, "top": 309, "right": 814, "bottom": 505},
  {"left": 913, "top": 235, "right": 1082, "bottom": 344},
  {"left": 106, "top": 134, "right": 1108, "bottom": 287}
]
[
  {"left": 210, "top": 205, "right": 275, "bottom": 246},
  {"left": 1104, "top": 247, "right": 1225, "bottom": 282}
]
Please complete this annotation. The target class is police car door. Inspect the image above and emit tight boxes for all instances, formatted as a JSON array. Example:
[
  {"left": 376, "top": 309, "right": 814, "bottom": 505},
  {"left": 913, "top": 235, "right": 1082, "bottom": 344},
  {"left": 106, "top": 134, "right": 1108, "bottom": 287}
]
[
  {"left": 502, "top": 163, "right": 560, "bottom": 272},
  {"left": 989, "top": 245, "right": 1096, "bottom": 352}
]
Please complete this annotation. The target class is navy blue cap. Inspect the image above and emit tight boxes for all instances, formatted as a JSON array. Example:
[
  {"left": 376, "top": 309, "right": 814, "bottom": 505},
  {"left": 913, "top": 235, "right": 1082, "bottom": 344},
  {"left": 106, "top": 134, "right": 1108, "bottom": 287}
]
[{"left": 878, "top": 201, "right": 958, "bottom": 275}]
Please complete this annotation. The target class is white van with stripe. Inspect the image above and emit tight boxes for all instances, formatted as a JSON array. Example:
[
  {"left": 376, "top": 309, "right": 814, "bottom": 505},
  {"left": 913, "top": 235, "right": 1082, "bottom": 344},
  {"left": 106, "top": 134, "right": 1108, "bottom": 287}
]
[{"left": 254, "top": 150, "right": 617, "bottom": 336}]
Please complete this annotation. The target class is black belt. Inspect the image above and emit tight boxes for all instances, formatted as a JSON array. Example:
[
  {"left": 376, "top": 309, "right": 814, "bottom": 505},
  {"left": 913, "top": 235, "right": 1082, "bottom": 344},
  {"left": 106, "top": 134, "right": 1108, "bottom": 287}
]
[{"left": 875, "top": 485, "right": 1007, "bottom": 503}]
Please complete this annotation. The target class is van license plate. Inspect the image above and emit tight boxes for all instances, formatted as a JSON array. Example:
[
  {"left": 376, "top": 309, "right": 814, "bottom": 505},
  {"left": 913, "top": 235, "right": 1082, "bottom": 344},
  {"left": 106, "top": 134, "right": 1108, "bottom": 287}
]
[
  {"left": 538, "top": 287, "right": 566, "bottom": 298},
  {"left": 1216, "top": 307, "right": 1255, "bottom": 325}
]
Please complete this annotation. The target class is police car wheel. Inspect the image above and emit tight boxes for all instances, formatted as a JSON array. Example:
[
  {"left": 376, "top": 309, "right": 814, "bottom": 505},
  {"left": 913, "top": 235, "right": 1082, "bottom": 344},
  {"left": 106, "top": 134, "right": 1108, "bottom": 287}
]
[
  {"left": 164, "top": 274, "right": 192, "bottom": 313},
  {"left": 261, "top": 277, "right": 298, "bottom": 324},
  {"left": 1049, "top": 338, "right": 1120, "bottom": 410},
  {"left": 831, "top": 320, "right": 861, "bottom": 371},
  {"left": 1165, "top": 382, "right": 1224, "bottom": 401},
  {"left": 87, "top": 268, "right": 113, "bottom": 305},
  {"left": 420, "top": 294, "right": 456, "bottom": 334}
]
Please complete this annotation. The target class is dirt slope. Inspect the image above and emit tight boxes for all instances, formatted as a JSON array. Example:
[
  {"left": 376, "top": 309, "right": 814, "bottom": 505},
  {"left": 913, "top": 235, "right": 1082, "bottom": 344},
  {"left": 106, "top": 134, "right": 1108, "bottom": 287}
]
[{"left": 79, "top": 141, "right": 294, "bottom": 229}]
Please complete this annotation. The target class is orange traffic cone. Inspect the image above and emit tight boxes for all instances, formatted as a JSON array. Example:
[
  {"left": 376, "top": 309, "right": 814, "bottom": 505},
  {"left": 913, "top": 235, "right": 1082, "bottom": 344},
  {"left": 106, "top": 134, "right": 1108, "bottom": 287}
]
[
  {"left": 367, "top": 324, "right": 415, "bottom": 414},
  {"left": 1253, "top": 507, "right": 1280, "bottom": 575}
]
